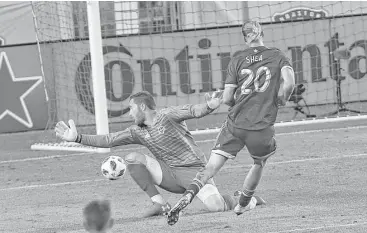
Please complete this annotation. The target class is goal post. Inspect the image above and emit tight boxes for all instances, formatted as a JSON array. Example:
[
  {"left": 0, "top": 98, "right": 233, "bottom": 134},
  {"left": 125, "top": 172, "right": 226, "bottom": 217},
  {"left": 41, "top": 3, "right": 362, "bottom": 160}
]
[
  {"left": 85, "top": 1, "right": 110, "bottom": 139},
  {"left": 30, "top": 1, "right": 367, "bottom": 153},
  {"left": 31, "top": 1, "right": 110, "bottom": 153}
]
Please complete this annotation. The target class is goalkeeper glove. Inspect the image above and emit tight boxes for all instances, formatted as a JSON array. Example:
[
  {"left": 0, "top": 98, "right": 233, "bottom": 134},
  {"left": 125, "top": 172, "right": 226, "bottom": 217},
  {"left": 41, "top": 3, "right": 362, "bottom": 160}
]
[{"left": 55, "top": 119, "right": 78, "bottom": 142}]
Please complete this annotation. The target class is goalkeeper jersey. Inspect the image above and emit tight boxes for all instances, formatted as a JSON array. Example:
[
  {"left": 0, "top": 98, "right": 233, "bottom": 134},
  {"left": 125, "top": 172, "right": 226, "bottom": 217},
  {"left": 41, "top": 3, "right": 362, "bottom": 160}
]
[{"left": 80, "top": 104, "right": 213, "bottom": 167}]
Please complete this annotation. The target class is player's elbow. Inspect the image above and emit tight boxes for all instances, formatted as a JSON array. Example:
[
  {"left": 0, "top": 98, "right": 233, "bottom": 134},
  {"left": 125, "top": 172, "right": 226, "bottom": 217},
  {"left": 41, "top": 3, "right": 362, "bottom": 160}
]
[
  {"left": 223, "top": 98, "right": 235, "bottom": 107},
  {"left": 222, "top": 86, "right": 236, "bottom": 106},
  {"left": 222, "top": 93, "right": 233, "bottom": 105},
  {"left": 222, "top": 98, "right": 229, "bottom": 105},
  {"left": 222, "top": 99, "right": 231, "bottom": 106}
]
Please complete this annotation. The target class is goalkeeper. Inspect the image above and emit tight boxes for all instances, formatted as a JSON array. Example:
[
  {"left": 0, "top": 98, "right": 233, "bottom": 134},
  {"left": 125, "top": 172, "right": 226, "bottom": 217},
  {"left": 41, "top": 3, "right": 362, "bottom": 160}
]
[{"left": 56, "top": 91, "right": 261, "bottom": 218}]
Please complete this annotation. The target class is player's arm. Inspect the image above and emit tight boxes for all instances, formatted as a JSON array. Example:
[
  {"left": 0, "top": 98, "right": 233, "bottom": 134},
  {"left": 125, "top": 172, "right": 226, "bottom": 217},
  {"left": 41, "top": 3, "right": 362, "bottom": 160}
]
[
  {"left": 278, "top": 66, "right": 296, "bottom": 106},
  {"left": 222, "top": 85, "right": 236, "bottom": 107},
  {"left": 166, "top": 91, "right": 222, "bottom": 122},
  {"left": 222, "top": 57, "right": 238, "bottom": 107},
  {"left": 55, "top": 120, "right": 139, "bottom": 148},
  {"left": 78, "top": 129, "right": 138, "bottom": 148}
]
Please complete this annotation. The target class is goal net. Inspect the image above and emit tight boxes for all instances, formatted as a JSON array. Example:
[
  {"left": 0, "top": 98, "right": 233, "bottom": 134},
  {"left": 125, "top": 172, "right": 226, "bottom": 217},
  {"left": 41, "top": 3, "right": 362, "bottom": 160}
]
[{"left": 30, "top": 1, "right": 367, "bottom": 152}]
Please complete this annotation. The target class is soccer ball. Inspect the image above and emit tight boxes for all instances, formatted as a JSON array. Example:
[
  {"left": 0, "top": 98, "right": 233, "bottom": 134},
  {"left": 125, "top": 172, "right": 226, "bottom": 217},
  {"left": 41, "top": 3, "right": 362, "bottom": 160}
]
[{"left": 101, "top": 156, "right": 127, "bottom": 180}]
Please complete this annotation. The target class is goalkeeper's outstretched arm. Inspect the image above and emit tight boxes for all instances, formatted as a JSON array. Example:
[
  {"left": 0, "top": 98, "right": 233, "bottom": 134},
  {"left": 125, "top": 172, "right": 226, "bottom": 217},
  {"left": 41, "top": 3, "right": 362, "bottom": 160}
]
[{"left": 55, "top": 120, "right": 138, "bottom": 148}]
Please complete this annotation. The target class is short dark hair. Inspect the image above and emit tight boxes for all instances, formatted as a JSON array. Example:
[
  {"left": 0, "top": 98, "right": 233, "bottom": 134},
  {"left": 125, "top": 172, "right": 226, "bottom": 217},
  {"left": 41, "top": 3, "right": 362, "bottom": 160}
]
[
  {"left": 130, "top": 91, "right": 156, "bottom": 110},
  {"left": 83, "top": 200, "right": 111, "bottom": 231}
]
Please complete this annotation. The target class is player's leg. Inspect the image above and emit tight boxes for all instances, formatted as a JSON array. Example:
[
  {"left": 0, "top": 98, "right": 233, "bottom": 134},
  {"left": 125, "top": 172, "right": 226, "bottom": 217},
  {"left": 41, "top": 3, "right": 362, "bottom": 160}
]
[
  {"left": 232, "top": 126, "right": 276, "bottom": 215},
  {"left": 167, "top": 123, "right": 244, "bottom": 225},
  {"left": 124, "top": 152, "right": 171, "bottom": 217}
]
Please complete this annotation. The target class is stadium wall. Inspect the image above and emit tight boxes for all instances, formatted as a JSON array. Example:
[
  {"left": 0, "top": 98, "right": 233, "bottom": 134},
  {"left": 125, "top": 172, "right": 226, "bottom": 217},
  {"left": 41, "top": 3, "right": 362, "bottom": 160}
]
[
  {"left": 48, "top": 15, "right": 367, "bottom": 126},
  {"left": 1, "top": 5, "right": 367, "bottom": 133}
]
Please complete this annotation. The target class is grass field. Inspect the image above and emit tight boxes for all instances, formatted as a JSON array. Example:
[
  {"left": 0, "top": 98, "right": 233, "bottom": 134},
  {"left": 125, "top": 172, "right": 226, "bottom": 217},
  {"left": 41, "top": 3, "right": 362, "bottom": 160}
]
[{"left": 1, "top": 118, "right": 367, "bottom": 233}]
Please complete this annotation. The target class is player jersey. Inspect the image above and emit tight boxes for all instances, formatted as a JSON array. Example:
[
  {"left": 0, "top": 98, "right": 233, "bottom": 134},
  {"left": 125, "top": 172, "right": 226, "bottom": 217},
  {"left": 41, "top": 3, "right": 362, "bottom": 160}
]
[
  {"left": 225, "top": 46, "right": 292, "bottom": 130},
  {"left": 80, "top": 104, "right": 213, "bottom": 167}
]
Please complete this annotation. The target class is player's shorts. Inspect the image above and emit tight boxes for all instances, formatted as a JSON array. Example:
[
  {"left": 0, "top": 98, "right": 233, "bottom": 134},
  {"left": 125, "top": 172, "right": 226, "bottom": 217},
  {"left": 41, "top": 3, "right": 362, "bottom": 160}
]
[
  {"left": 212, "top": 121, "right": 276, "bottom": 162},
  {"left": 157, "top": 160, "right": 215, "bottom": 194}
]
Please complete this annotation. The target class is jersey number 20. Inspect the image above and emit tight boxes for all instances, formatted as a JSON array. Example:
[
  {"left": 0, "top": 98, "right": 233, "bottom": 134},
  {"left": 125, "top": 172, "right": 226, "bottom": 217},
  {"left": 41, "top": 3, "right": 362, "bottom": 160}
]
[{"left": 240, "top": 66, "right": 271, "bottom": 95}]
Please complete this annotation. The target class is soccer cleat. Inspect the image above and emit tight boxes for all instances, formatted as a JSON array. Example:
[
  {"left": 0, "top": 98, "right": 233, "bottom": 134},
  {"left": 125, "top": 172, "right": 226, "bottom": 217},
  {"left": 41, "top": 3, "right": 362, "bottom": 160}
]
[
  {"left": 166, "top": 195, "right": 191, "bottom": 226},
  {"left": 142, "top": 202, "right": 171, "bottom": 218},
  {"left": 223, "top": 194, "right": 266, "bottom": 211},
  {"left": 233, "top": 191, "right": 257, "bottom": 216},
  {"left": 233, "top": 197, "right": 257, "bottom": 215}
]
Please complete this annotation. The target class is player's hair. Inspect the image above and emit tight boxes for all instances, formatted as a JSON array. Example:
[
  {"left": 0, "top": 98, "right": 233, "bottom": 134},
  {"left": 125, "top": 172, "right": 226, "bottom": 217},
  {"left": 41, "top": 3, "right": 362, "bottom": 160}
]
[
  {"left": 83, "top": 200, "right": 111, "bottom": 231},
  {"left": 241, "top": 20, "right": 264, "bottom": 42},
  {"left": 130, "top": 91, "right": 157, "bottom": 110}
]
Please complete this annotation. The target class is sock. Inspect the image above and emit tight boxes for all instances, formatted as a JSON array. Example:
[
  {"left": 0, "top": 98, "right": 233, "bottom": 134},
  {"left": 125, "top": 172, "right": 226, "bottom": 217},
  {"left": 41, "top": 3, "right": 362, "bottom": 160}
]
[
  {"left": 128, "top": 163, "right": 159, "bottom": 198},
  {"left": 239, "top": 188, "right": 255, "bottom": 207},
  {"left": 183, "top": 179, "right": 204, "bottom": 202},
  {"left": 151, "top": 194, "right": 166, "bottom": 205},
  {"left": 239, "top": 164, "right": 264, "bottom": 206}
]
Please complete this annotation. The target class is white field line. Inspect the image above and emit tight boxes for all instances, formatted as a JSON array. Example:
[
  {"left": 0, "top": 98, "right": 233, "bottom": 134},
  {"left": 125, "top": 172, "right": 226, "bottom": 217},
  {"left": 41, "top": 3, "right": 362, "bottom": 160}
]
[
  {"left": 226, "top": 153, "right": 367, "bottom": 170},
  {"left": 1, "top": 125, "right": 367, "bottom": 165},
  {"left": 0, "top": 152, "right": 366, "bottom": 192},
  {"left": 0, "top": 179, "right": 105, "bottom": 191},
  {"left": 268, "top": 221, "right": 367, "bottom": 233}
]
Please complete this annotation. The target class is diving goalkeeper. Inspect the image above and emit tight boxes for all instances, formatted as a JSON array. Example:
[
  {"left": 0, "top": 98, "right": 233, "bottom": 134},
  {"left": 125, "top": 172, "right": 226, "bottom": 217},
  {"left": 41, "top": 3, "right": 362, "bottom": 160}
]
[{"left": 56, "top": 91, "right": 260, "bottom": 218}]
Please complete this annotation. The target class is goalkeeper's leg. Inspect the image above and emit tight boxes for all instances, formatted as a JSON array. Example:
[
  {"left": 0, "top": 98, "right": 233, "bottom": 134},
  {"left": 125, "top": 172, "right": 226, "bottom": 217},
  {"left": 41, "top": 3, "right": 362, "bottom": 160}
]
[
  {"left": 197, "top": 180, "right": 236, "bottom": 212},
  {"left": 124, "top": 152, "right": 171, "bottom": 218},
  {"left": 167, "top": 152, "right": 228, "bottom": 225},
  {"left": 163, "top": 166, "right": 236, "bottom": 212}
]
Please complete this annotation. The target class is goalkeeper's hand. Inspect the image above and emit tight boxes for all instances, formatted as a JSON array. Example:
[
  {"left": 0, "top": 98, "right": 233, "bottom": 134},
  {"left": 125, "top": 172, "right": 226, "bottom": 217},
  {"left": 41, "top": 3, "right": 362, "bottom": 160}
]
[
  {"left": 205, "top": 89, "right": 223, "bottom": 110},
  {"left": 55, "top": 119, "right": 78, "bottom": 142}
]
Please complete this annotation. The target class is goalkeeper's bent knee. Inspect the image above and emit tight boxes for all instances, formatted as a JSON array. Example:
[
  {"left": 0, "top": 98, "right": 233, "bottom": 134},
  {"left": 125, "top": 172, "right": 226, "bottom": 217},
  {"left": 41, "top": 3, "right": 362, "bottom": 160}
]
[{"left": 198, "top": 184, "right": 226, "bottom": 212}]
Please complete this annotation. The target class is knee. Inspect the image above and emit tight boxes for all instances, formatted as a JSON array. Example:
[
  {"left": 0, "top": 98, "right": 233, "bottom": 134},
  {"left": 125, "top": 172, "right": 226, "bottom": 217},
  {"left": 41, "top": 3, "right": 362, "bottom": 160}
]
[
  {"left": 204, "top": 195, "right": 226, "bottom": 212},
  {"left": 199, "top": 184, "right": 226, "bottom": 212},
  {"left": 252, "top": 149, "right": 275, "bottom": 167},
  {"left": 124, "top": 152, "right": 147, "bottom": 166},
  {"left": 253, "top": 158, "right": 267, "bottom": 167}
]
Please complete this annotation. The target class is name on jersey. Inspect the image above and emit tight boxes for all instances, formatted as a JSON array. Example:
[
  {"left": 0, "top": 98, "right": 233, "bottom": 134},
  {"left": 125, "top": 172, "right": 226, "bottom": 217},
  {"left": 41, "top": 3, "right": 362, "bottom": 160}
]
[{"left": 246, "top": 55, "right": 263, "bottom": 63}]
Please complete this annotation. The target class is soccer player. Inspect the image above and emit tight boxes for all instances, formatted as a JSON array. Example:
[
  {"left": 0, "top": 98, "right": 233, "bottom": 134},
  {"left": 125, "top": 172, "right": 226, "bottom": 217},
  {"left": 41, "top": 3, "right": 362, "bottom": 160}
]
[
  {"left": 167, "top": 20, "right": 296, "bottom": 225},
  {"left": 83, "top": 199, "right": 114, "bottom": 233},
  {"left": 55, "top": 91, "right": 238, "bottom": 218}
]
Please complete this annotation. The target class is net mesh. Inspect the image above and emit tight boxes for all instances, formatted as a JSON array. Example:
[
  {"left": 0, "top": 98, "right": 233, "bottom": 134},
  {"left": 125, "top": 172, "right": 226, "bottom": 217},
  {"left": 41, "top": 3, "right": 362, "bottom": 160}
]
[{"left": 31, "top": 1, "right": 367, "bottom": 140}]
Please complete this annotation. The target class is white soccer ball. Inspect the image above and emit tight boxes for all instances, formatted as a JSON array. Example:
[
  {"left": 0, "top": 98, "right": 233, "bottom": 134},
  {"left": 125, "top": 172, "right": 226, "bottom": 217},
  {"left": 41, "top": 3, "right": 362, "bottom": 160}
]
[{"left": 101, "top": 156, "right": 127, "bottom": 180}]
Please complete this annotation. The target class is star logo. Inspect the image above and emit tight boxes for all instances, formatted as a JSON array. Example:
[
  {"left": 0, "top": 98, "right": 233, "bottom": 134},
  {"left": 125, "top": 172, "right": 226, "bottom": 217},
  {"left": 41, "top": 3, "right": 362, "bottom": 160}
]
[
  {"left": 254, "top": 49, "right": 258, "bottom": 53},
  {"left": 0, "top": 52, "right": 43, "bottom": 128}
]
